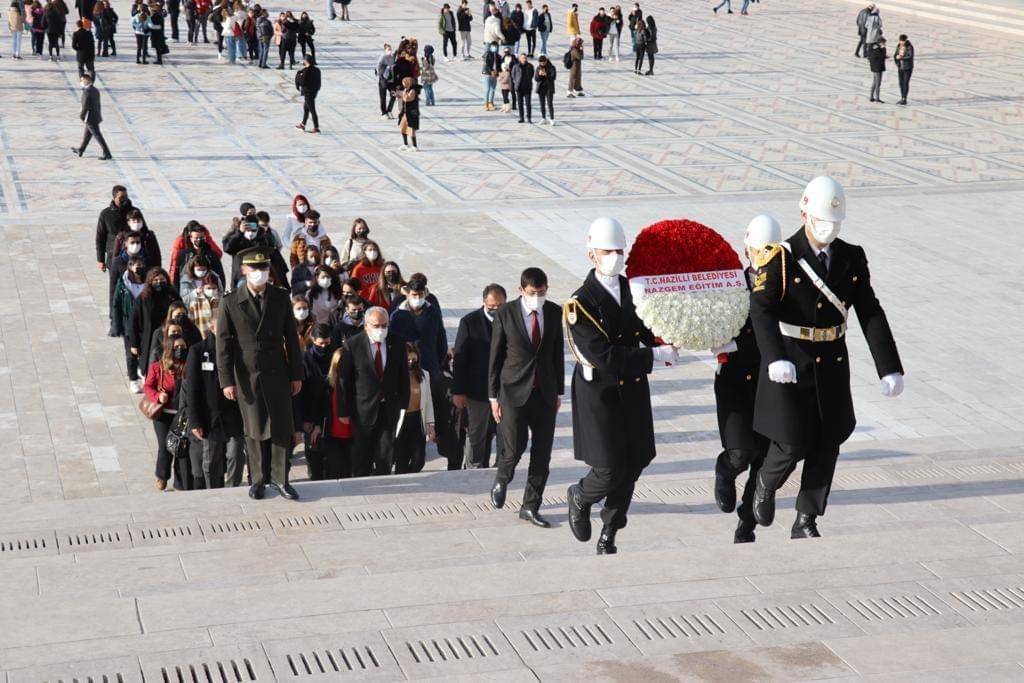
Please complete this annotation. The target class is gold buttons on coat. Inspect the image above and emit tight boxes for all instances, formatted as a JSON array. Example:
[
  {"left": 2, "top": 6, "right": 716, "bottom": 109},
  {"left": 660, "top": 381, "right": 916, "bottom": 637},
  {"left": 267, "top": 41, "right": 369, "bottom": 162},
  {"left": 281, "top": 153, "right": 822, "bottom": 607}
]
[
  {"left": 837, "top": 356, "right": 843, "bottom": 362},
  {"left": 745, "top": 374, "right": 752, "bottom": 381},
  {"left": 794, "top": 277, "right": 802, "bottom": 283},
  {"left": 852, "top": 276, "right": 858, "bottom": 282},
  {"left": 817, "top": 302, "right": 823, "bottom": 309},
  {"left": 635, "top": 377, "right": 641, "bottom": 383},
  {"left": 618, "top": 380, "right": 624, "bottom": 386},
  {"left": 815, "top": 356, "right": 821, "bottom": 363},
  {"left": 634, "top": 331, "right": 640, "bottom": 337}
]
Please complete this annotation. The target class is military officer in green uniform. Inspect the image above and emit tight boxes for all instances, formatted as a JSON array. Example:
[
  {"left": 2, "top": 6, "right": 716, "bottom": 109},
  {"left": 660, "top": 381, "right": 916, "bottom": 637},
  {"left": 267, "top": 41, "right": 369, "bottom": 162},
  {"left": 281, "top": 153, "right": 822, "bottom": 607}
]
[{"left": 216, "top": 246, "right": 304, "bottom": 500}]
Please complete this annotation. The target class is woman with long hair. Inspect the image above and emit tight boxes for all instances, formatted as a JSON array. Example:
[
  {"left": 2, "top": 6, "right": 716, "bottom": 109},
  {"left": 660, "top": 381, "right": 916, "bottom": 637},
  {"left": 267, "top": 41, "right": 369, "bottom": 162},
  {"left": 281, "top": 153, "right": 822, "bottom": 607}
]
[
  {"left": 307, "top": 265, "right": 342, "bottom": 326},
  {"left": 129, "top": 267, "right": 180, "bottom": 376},
  {"left": 393, "top": 342, "right": 436, "bottom": 474},
  {"left": 349, "top": 240, "right": 389, "bottom": 309},
  {"left": 144, "top": 333, "right": 189, "bottom": 490},
  {"left": 321, "top": 346, "right": 353, "bottom": 478}
]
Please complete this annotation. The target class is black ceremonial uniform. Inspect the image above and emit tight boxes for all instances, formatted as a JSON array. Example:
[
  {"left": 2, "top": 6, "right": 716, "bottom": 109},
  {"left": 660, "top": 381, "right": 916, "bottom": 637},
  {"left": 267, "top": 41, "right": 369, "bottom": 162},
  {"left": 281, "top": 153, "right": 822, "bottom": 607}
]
[
  {"left": 566, "top": 271, "right": 658, "bottom": 535},
  {"left": 750, "top": 228, "right": 902, "bottom": 519}
]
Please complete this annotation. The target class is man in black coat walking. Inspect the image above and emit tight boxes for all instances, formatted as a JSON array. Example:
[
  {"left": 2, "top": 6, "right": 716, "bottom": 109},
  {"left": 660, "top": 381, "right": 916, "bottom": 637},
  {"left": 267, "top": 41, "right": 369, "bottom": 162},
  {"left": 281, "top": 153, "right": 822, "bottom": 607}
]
[
  {"left": 72, "top": 20, "right": 96, "bottom": 78},
  {"left": 73, "top": 74, "right": 112, "bottom": 160},
  {"left": 488, "top": 267, "right": 564, "bottom": 528},
  {"left": 510, "top": 52, "right": 534, "bottom": 123},
  {"left": 295, "top": 55, "right": 322, "bottom": 133},
  {"left": 453, "top": 283, "right": 507, "bottom": 469},
  {"left": 749, "top": 176, "right": 904, "bottom": 538},
  {"left": 564, "top": 218, "right": 677, "bottom": 554},
  {"left": 96, "top": 185, "right": 133, "bottom": 326}
]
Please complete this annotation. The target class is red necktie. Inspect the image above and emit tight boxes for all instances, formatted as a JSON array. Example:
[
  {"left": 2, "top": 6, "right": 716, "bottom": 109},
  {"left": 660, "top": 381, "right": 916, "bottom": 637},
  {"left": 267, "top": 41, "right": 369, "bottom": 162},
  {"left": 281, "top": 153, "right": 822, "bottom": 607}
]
[
  {"left": 374, "top": 342, "right": 384, "bottom": 379},
  {"left": 531, "top": 311, "right": 541, "bottom": 350}
]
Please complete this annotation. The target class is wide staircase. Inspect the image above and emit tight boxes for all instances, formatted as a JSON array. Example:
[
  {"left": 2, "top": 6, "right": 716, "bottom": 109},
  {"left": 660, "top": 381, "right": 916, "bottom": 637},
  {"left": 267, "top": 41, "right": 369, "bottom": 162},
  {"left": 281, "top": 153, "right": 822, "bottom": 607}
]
[
  {"left": 839, "top": 0, "right": 1024, "bottom": 37},
  {"left": 1, "top": 435, "right": 1023, "bottom": 681}
]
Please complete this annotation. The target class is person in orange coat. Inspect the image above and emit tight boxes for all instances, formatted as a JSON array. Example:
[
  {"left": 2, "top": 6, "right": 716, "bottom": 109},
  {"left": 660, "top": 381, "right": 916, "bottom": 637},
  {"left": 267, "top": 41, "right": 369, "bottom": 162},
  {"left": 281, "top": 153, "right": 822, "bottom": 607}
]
[{"left": 349, "top": 239, "right": 389, "bottom": 309}]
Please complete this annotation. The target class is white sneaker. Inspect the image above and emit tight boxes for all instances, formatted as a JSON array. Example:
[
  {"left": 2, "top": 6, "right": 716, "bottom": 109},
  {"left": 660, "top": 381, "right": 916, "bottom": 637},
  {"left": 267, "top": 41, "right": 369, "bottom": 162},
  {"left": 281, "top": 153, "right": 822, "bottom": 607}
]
[
  {"left": 409, "top": 146, "right": 419, "bottom": 152},
  {"left": 566, "top": 91, "right": 575, "bottom": 98},
  {"left": 398, "top": 144, "right": 408, "bottom": 151},
  {"left": 548, "top": 119, "right": 555, "bottom": 126},
  {"left": 129, "top": 380, "right": 142, "bottom": 394},
  {"left": 381, "top": 113, "right": 389, "bottom": 120},
  {"left": 541, "top": 118, "right": 549, "bottom": 125}
]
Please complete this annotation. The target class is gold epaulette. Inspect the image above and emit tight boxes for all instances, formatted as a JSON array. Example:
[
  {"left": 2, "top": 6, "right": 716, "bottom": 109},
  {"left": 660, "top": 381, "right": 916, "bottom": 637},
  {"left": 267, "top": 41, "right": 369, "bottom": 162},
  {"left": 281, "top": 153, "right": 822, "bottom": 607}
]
[
  {"left": 751, "top": 243, "right": 787, "bottom": 300},
  {"left": 753, "top": 244, "right": 783, "bottom": 270},
  {"left": 562, "top": 297, "right": 608, "bottom": 339}
]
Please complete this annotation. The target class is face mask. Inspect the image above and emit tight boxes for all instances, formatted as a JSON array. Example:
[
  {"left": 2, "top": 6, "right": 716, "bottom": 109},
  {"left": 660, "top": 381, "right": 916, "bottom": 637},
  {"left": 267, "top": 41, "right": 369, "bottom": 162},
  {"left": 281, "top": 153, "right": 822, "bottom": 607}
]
[
  {"left": 597, "top": 252, "right": 625, "bottom": 277},
  {"left": 385, "top": 271, "right": 399, "bottom": 284},
  {"left": 355, "top": 230, "right": 368, "bottom": 239},
  {"left": 522, "top": 294, "right": 545, "bottom": 311},
  {"left": 367, "top": 326, "right": 388, "bottom": 343},
  {"left": 194, "top": 268, "right": 208, "bottom": 278},
  {"left": 408, "top": 296, "right": 425, "bottom": 310},
  {"left": 324, "top": 256, "right": 334, "bottom": 266},
  {"left": 350, "top": 310, "right": 364, "bottom": 322},
  {"left": 296, "top": 203, "right": 308, "bottom": 213},
  {"left": 313, "top": 344, "right": 329, "bottom": 355},
  {"left": 129, "top": 221, "right": 143, "bottom": 232},
  {"left": 808, "top": 217, "right": 841, "bottom": 245},
  {"left": 152, "top": 281, "right": 166, "bottom": 292},
  {"left": 243, "top": 230, "right": 257, "bottom": 240},
  {"left": 246, "top": 269, "right": 269, "bottom": 287},
  {"left": 317, "top": 277, "right": 332, "bottom": 289},
  {"left": 203, "top": 287, "right": 218, "bottom": 299},
  {"left": 172, "top": 347, "right": 188, "bottom": 361},
  {"left": 306, "top": 257, "right": 318, "bottom": 266},
  {"left": 81, "top": 81, "right": 90, "bottom": 89},
  {"left": 172, "top": 314, "right": 186, "bottom": 325},
  {"left": 307, "top": 224, "right": 319, "bottom": 234},
  {"left": 365, "top": 249, "right": 379, "bottom": 261},
  {"left": 126, "top": 243, "right": 142, "bottom": 255},
  {"left": 490, "top": 45, "right": 497, "bottom": 52},
  {"left": 484, "top": 307, "right": 498, "bottom": 321},
  {"left": 294, "top": 308, "right": 310, "bottom": 321}
]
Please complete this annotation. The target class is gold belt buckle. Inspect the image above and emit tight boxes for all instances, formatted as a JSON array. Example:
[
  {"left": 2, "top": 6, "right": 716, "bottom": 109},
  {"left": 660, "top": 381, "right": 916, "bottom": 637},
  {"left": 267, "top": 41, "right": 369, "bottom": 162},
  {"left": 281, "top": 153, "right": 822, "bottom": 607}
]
[{"left": 799, "top": 327, "right": 813, "bottom": 340}]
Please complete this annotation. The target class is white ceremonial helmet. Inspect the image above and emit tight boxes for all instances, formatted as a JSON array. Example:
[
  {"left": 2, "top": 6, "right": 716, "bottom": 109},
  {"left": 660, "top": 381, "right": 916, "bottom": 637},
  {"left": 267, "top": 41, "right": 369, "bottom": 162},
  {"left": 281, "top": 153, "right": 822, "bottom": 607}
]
[
  {"left": 800, "top": 175, "right": 846, "bottom": 245},
  {"left": 744, "top": 214, "right": 782, "bottom": 250},
  {"left": 586, "top": 217, "right": 627, "bottom": 251}
]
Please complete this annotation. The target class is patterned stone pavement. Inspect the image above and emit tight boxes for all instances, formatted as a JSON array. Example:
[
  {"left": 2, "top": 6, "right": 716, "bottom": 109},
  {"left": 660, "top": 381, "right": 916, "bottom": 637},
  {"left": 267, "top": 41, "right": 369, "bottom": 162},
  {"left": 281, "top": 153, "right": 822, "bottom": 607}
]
[{"left": 0, "top": 0, "right": 1022, "bottom": 505}]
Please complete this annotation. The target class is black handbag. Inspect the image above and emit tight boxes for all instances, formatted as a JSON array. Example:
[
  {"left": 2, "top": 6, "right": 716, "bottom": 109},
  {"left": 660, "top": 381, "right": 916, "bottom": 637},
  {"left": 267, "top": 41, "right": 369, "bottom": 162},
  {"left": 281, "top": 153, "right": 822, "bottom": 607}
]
[{"left": 165, "top": 410, "right": 190, "bottom": 461}]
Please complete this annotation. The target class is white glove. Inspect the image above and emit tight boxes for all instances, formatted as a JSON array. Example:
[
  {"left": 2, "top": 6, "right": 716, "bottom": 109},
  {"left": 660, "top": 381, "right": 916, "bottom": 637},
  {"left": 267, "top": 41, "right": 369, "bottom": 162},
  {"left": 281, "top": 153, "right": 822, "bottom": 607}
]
[
  {"left": 880, "top": 373, "right": 904, "bottom": 397},
  {"left": 767, "top": 360, "right": 797, "bottom": 384},
  {"left": 651, "top": 345, "right": 678, "bottom": 364},
  {"left": 710, "top": 341, "right": 738, "bottom": 356}
]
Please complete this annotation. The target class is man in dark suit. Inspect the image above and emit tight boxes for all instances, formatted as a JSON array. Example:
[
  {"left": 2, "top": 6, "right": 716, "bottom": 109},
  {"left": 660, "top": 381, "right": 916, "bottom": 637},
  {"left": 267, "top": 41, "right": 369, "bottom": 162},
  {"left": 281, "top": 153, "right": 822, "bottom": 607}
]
[
  {"left": 488, "top": 267, "right": 564, "bottom": 528},
  {"left": 750, "top": 176, "right": 903, "bottom": 538},
  {"left": 72, "top": 73, "right": 112, "bottom": 160},
  {"left": 510, "top": 52, "right": 534, "bottom": 123},
  {"left": 338, "top": 306, "right": 410, "bottom": 477},
  {"left": 453, "top": 283, "right": 507, "bottom": 469},
  {"left": 215, "top": 246, "right": 304, "bottom": 500},
  {"left": 185, "top": 314, "right": 245, "bottom": 488}
]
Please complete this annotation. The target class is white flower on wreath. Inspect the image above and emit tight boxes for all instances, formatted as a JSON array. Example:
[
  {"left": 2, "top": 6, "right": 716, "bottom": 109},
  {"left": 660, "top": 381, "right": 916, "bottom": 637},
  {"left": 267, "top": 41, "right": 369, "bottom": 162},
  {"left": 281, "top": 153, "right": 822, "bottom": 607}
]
[{"left": 635, "top": 289, "right": 750, "bottom": 351}]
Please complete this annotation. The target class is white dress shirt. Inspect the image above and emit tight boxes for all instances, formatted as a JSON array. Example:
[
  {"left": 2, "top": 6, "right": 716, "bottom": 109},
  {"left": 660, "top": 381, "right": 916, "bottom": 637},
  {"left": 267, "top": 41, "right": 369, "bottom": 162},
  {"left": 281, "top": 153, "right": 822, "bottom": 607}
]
[
  {"left": 366, "top": 334, "right": 388, "bottom": 369},
  {"left": 594, "top": 272, "right": 621, "bottom": 306}
]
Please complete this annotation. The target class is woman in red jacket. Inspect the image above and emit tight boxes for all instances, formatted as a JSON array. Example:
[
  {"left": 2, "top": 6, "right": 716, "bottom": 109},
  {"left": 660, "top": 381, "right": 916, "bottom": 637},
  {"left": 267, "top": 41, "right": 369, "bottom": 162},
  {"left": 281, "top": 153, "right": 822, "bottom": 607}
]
[
  {"left": 320, "top": 346, "right": 353, "bottom": 478},
  {"left": 168, "top": 221, "right": 223, "bottom": 287},
  {"left": 144, "top": 334, "right": 189, "bottom": 491},
  {"left": 349, "top": 239, "right": 389, "bottom": 309}
]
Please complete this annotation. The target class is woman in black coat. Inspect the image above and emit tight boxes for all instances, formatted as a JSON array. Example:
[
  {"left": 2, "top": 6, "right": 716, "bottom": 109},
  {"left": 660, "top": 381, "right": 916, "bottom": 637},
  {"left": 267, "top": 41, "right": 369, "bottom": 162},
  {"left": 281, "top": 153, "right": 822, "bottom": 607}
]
[
  {"left": 642, "top": 15, "right": 657, "bottom": 76},
  {"left": 43, "top": 1, "right": 66, "bottom": 60},
  {"left": 129, "top": 268, "right": 180, "bottom": 373},
  {"left": 868, "top": 37, "right": 887, "bottom": 103},
  {"left": 99, "top": 0, "right": 117, "bottom": 56},
  {"left": 296, "top": 11, "right": 314, "bottom": 60},
  {"left": 278, "top": 10, "right": 298, "bottom": 68}
]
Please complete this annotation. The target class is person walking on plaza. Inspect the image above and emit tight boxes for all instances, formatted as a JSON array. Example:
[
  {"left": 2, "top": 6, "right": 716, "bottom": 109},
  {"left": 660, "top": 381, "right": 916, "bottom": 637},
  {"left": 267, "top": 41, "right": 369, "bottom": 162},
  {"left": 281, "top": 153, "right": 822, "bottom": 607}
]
[
  {"left": 72, "top": 19, "right": 95, "bottom": 78},
  {"left": 488, "top": 267, "right": 563, "bottom": 529},
  {"left": 511, "top": 51, "right": 534, "bottom": 122},
  {"left": 521, "top": 0, "right": 536, "bottom": 56},
  {"left": 565, "top": 218, "right": 678, "bottom": 555},
  {"left": 632, "top": 15, "right": 647, "bottom": 75},
  {"left": 72, "top": 73, "right": 112, "bottom": 160},
  {"left": 9, "top": 1, "right": 25, "bottom": 59},
  {"left": 712, "top": 215, "right": 781, "bottom": 544},
  {"left": 144, "top": 334, "right": 190, "bottom": 490},
  {"left": 482, "top": 40, "right": 499, "bottom": 110},
  {"left": 565, "top": 35, "right": 583, "bottom": 97},
  {"left": 453, "top": 283, "right": 506, "bottom": 469},
  {"left": 642, "top": 15, "right": 656, "bottom": 75},
  {"left": 867, "top": 36, "right": 886, "bottom": 103},
  {"left": 713, "top": 0, "right": 732, "bottom": 15},
  {"left": 96, "top": 185, "right": 133, "bottom": 319},
  {"left": 215, "top": 246, "right": 304, "bottom": 501},
  {"left": 397, "top": 76, "right": 421, "bottom": 151},
  {"left": 606, "top": 6, "right": 621, "bottom": 62},
  {"left": 295, "top": 54, "right": 321, "bottom": 133},
  {"left": 438, "top": 3, "right": 456, "bottom": 61},
  {"left": 537, "top": 2, "right": 551, "bottom": 55},
  {"left": 894, "top": 33, "right": 913, "bottom": 105},
  {"left": 97, "top": 0, "right": 116, "bottom": 55},
  {"left": 863, "top": 4, "right": 881, "bottom": 56},
  {"left": 565, "top": 2, "right": 579, "bottom": 40},
  {"left": 376, "top": 43, "right": 396, "bottom": 118},
  {"left": 534, "top": 53, "right": 555, "bottom": 124},
  {"left": 420, "top": 44, "right": 437, "bottom": 105},
  {"left": 749, "top": 176, "right": 904, "bottom": 538},
  {"left": 393, "top": 343, "right": 436, "bottom": 474},
  {"left": 457, "top": 0, "right": 472, "bottom": 58},
  {"left": 855, "top": 3, "right": 872, "bottom": 57},
  {"left": 42, "top": 0, "right": 65, "bottom": 60}
]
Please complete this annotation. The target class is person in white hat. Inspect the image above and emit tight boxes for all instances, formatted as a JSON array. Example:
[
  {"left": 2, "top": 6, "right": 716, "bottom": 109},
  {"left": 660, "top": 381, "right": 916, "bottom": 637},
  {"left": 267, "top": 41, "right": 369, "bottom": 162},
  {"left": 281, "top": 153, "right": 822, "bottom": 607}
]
[
  {"left": 711, "top": 214, "right": 781, "bottom": 544},
  {"left": 564, "top": 217, "right": 677, "bottom": 554},
  {"left": 748, "top": 176, "right": 904, "bottom": 538}
]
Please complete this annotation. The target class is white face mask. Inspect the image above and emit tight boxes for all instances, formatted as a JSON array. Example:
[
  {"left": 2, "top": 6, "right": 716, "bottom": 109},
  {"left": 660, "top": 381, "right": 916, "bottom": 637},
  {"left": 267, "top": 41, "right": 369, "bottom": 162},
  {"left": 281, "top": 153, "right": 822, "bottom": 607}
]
[
  {"left": 126, "top": 243, "right": 142, "bottom": 255},
  {"left": 246, "top": 269, "right": 269, "bottom": 287},
  {"left": 317, "top": 277, "right": 332, "bottom": 289},
  {"left": 367, "top": 326, "right": 388, "bottom": 343},
  {"left": 81, "top": 81, "right": 90, "bottom": 89},
  {"left": 365, "top": 249, "right": 379, "bottom": 261},
  {"left": 243, "top": 229, "right": 257, "bottom": 240},
  {"left": 407, "top": 296, "right": 425, "bottom": 310},
  {"left": 203, "top": 287, "right": 218, "bottom": 298},
  {"left": 129, "top": 221, "right": 143, "bottom": 232},
  {"left": 294, "top": 308, "right": 310, "bottom": 321},
  {"left": 194, "top": 268, "right": 208, "bottom": 278},
  {"left": 324, "top": 256, "right": 334, "bottom": 266},
  {"left": 596, "top": 252, "right": 624, "bottom": 277},
  {"left": 296, "top": 203, "right": 308, "bottom": 213},
  {"left": 808, "top": 216, "right": 841, "bottom": 245},
  {"left": 522, "top": 294, "right": 545, "bottom": 311}
]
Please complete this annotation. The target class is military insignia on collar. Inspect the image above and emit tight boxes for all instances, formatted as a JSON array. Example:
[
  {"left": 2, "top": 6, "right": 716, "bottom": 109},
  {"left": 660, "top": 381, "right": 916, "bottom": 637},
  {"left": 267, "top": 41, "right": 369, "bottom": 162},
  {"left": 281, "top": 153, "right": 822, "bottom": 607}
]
[{"left": 831, "top": 198, "right": 841, "bottom": 208}]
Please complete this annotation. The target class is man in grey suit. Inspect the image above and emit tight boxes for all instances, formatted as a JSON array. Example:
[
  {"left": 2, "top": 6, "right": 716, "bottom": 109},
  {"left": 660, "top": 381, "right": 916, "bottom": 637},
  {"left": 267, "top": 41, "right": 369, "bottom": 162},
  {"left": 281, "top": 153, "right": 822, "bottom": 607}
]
[{"left": 72, "top": 74, "right": 112, "bottom": 160}]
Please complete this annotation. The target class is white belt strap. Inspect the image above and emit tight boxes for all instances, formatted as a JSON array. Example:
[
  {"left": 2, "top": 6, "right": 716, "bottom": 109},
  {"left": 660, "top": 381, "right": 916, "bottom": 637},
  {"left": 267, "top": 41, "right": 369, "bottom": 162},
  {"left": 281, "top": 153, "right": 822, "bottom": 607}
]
[{"left": 779, "top": 241, "right": 847, "bottom": 319}]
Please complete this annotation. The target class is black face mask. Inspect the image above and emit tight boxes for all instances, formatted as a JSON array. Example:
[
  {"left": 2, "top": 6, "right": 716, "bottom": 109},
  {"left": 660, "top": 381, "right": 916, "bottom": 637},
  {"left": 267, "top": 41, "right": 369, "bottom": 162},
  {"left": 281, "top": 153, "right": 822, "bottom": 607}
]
[
  {"left": 171, "top": 314, "right": 185, "bottom": 325},
  {"left": 172, "top": 347, "right": 188, "bottom": 361},
  {"left": 385, "top": 272, "right": 400, "bottom": 284},
  {"left": 350, "top": 310, "right": 364, "bottom": 322},
  {"left": 152, "top": 282, "right": 166, "bottom": 292},
  {"left": 355, "top": 230, "right": 369, "bottom": 239}
]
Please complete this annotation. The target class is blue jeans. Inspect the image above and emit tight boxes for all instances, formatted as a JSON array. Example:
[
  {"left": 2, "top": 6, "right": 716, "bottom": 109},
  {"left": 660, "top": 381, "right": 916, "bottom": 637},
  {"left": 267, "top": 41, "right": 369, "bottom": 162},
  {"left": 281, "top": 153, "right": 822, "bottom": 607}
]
[
  {"left": 539, "top": 31, "right": 549, "bottom": 55},
  {"left": 258, "top": 40, "right": 269, "bottom": 67},
  {"left": 715, "top": 0, "right": 731, "bottom": 10},
  {"left": 236, "top": 35, "right": 247, "bottom": 60},
  {"left": 224, "top": 34, "right": 236, "bottom": 62},
  {"left": 326, "top": 0, "right": 335, "bottom": 19},
  {"left": 11, "top": 30, "right": 22, "bottom": 57},
  {"left": 423, "top": 83, "right": 435, "bottom": 105},
  {"left": 483, "top": 75, "right": 496, "bottom": 104},
  {"left": 742, "top": 0, "right": 750, "bottom": 10}
]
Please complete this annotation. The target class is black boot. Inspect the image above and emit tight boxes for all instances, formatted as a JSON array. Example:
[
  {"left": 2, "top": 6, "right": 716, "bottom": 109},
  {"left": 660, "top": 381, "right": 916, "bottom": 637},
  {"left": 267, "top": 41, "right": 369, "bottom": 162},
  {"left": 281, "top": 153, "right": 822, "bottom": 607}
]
[
  {"left": 714, "top": 455, "right": 738, "bottom": 513},
  {"left": 567, "top": 484, "right": 592, "bottom": 542},
  {"left": 735, "top": 504, "right": 756, "bottom": 543},
  {"left": 596, "top": 526, "right": 618, "bottom": 555},
  {"left": 752, "top": 472, "right": 775, "bottom": 527},
  {"left": 791, "top": 513, "right": 821, "bottom": 539}
]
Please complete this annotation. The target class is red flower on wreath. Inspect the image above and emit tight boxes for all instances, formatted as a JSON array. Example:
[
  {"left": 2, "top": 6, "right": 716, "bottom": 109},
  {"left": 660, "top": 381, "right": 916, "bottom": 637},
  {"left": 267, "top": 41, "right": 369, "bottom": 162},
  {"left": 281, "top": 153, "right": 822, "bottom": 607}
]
[{"left": 625, "top": 219, "right": 741, "bottom": 278}]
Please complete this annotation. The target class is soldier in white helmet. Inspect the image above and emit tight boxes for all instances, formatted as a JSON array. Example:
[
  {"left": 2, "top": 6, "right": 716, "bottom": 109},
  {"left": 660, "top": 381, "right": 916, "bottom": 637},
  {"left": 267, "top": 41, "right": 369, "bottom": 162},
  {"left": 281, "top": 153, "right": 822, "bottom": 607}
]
[
  {"left": 749, "top": 176, "right": 904, "bottom": 538},
  {"left": 711, "top": 214, "right": 781, "bottom": 543},
  {"left": 564, "top": 217, "right": 678, "bottom": 554}
]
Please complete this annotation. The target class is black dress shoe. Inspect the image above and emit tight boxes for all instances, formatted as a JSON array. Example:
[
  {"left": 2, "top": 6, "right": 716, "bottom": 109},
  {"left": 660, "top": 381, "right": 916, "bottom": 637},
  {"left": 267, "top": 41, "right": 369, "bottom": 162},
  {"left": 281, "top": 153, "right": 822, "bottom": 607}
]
[
  {"left": 714, "top": 461, "right": 737, "bottom": 513},
  {"left": 490, "top": 480, "right": 506, "bottom": 508},
  {"left": 518, "top": 509, "right": 551, "bottom": 528},
  {"left": 99, "top": 154, "right": 113, "bottom": 160},
  {"left": 735, "top": 516, "right": 756, "bottom": 544},
  {"left": 752, "top": 473, "right": 775, "bottom": 527},
  {"left": 248, "top": 483, "right": 265, "bottom": 499},
  {"left": 791, "top": 513, "right": 821, "bottom": 539},
  {"left": 567, "top": 484, "right": 592, "bottom": 542},
  {"left": 270, "top": 481, "right": 299, "bottom": 500},
  {"left": 596, "top": 526, "right": 617, "bottom": 554},
  {"left": 71, "top": 146, "right": 83, "bottom": 157}
]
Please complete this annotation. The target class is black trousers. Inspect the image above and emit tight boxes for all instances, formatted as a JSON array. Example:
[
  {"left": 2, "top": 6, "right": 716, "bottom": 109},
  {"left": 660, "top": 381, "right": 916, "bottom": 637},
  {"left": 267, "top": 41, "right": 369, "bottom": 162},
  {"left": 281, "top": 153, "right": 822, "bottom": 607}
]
[
  {"left": 593, "top": 38, "right": 603, "bottom": 59},
  {"left": 516, "top": 91, "right": 532, "bottom": 121},
  {"left": 898, "top": 68, "right": 912, "bottom": 100},
  {"left": 122, "top": 336, "right": 140, "bottom": 380},
  {"left": 634, "top": 51, "right": 644, "bottom": 72},
  {"left": 47, "top": 33, "right": 60, "bottom": 55},
  {"left": 32, "top": 31, "right": 44, "bottom": 54},
  {"left": 204, "top": 434, "right": 245, "bottom": 488},
  {"left": 322, "top": 435, "right": 352, "bottom": 479},
  {"left": 153, "top": 412, "right": 187, "bottom": 488},
  {"left": 538, "top": 91, "right": 553, "bottom": 119},
  {"left": 716, "top": 439, "right": 771, "bottom": 521},
  {"left": 186, "top": 17, "right": 197, "bottom": 42},
  {"left": 77, "top": 59, "right": 95, "bottom": 78},
  {"left": 441, "top": 30, "right": 456, "bottom": 57},
  {"left": 352, "top": 411, "right": 395, "bottom": 477},
  {"left": 196, "top": 12, "right": 208, "bottom": 41},
  {"left": 495, "top": 389, "right": 556, "bottom": 510},
  {"left": 855, "top": 30, "right": 866, "bottom": 57},
  {"left": 378, "top": 84, "right": 395, "bottom": 115},
  {"left": 394, "top": 412, "right": 426, "bottom": 474},
  {"left": 463, "top": 398, "right": 497, "bottom": 468},
  {"left": 169, "top": 10, "right": 179, "bottom": 40},
  {"left": 187, "top": 437, "right": 207, "bottom": 490},
  {"left": 280, "top": 40, "right": 296, "bottom": 67},
  {"left": 100, "top": 34, "right": 115, "bottom": 55},
  {"left": 80, "top": 122, "right": 111, "bottom": 157},
  {"left": 245, "top": 436, "right": 289, "bottom": 486},
  {"left": 524, "top": 29, "right": 536, "bottom": 55},
  {"left": 758, "top": 430, "right": 841, "bottom": 517},
  {"left": 299, "top": 35, "right": 315, "bottom": 59},
  {"left": 135, "top": 34, "right": 148, "bottom": 62},
  {"left": 577, "top": 458, "right": 646, "bottom": 530},
  {"left": 301, "top": 93, "right": 319, "bottom": 128},
  {"left": 304, "top": 431, "right": 325, "bottom": 480}
]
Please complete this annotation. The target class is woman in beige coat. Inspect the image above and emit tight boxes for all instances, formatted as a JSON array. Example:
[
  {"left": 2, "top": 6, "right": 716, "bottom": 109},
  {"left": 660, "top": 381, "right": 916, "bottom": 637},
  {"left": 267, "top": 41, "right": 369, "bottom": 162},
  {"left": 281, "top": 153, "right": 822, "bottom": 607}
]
[{"left": 8, "top": 1, "right": 26, "bottom": 59}]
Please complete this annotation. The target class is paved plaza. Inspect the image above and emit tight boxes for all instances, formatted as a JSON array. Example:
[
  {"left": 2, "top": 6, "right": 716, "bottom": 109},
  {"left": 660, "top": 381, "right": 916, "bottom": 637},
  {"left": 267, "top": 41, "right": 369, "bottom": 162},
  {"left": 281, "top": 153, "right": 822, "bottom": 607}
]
[{"left": 1, "top": 0, "right": 1024, "bottom": 679}]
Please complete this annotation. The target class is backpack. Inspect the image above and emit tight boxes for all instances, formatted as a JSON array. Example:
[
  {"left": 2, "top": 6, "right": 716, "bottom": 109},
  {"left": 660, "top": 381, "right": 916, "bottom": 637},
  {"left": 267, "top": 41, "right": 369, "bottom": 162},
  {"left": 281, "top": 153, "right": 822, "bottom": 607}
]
[
  {"left": 562, "top": 49, "right": 572, "bottom": 69},
  {"left": 381, "top": 61, "right": 395, "bottom": 85}
]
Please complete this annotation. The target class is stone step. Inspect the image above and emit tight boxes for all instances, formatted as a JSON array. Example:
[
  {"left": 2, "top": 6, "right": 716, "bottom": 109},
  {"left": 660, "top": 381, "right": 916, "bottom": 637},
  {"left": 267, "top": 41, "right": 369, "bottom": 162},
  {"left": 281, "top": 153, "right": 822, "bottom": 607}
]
[{"left": 837, "top": 0, "right": 1024, "bottom": 36}]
